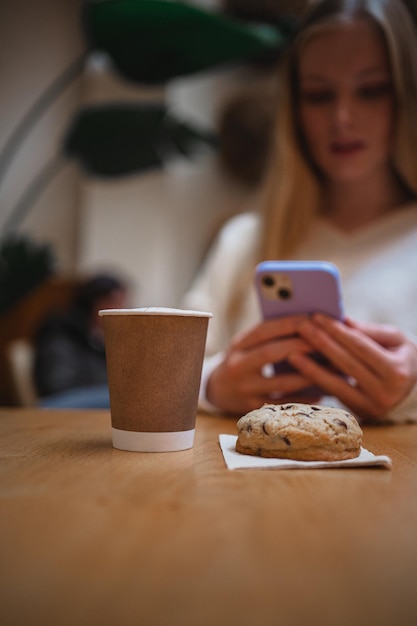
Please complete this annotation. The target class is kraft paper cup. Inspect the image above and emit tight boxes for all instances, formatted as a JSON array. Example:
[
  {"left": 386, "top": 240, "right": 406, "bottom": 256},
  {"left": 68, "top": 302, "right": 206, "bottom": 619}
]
[{"left": 99, "top": 307, "right": 212, "bottom": 452}]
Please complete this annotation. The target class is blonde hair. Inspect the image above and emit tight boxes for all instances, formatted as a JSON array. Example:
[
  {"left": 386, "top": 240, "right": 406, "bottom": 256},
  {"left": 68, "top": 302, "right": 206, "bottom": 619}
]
[{"left": 260, "top": 0, "right": 417, "bottom": 260}]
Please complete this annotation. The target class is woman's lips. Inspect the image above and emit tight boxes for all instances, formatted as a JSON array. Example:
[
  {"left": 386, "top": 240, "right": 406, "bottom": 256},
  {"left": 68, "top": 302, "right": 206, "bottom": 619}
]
[{"left": 330, "top": 140, "right": 365, "bottom": 155}]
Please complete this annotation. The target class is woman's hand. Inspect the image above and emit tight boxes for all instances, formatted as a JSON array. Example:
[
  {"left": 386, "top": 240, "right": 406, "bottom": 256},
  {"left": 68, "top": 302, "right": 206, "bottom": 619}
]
[
  {"left": 289, "top": 314, "right": 417, "bottom": 422},
  {"left": 206, "top": 315, "right": 322, "bottom": 415}
]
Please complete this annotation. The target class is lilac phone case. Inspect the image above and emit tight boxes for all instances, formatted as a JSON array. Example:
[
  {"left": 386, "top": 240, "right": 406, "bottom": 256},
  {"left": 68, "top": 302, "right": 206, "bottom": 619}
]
[
  {"left": 255, "top": 260, "right": 344, "bottom": 321},
  {"left": 255, "top": 260, "right": 344, "bottom": 387}
]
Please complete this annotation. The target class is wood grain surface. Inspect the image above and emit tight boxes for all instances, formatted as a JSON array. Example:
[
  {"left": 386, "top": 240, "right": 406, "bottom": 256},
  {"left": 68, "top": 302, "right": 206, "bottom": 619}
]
[{"left": 1, "top": 408, "right": 417, "bottom": 626}]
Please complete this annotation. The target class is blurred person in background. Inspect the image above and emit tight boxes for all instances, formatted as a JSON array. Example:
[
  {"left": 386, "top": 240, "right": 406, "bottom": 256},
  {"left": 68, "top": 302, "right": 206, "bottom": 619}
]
[{"left": 34, "top": 272, "right": 129, "bottom": 408}]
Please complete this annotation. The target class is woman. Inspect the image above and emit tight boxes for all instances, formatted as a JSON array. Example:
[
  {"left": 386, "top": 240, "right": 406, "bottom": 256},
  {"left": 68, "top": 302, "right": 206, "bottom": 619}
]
[{"left": 183, "top": 0, "right": 417, "bottom": 423}]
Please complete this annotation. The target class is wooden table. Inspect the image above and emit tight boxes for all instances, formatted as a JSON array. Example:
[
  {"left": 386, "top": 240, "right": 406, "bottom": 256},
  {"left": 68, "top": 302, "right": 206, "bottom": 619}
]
[{"left": 1, "top": 408, "right": 417, "bottom": 626}]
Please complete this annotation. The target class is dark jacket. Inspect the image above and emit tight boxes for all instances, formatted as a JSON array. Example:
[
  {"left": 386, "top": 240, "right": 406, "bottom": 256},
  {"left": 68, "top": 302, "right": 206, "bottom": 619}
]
[{"left": 33, "top": 308, "right": 108, "bottom": 398}]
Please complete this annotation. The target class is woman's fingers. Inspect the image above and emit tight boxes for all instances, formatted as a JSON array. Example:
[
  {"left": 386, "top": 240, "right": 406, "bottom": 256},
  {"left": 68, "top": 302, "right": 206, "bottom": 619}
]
[
  {"left": 291, "top": 315, "right": 417, "bottom": 420},
  {"left": 206, "top": 316, "right": 324, "bottom": 414},
  {"left": 232, "top": 314, "right": 309, "bottom": 350},
  {"left": 223, "top": 337, "right": 319, "bottom": 395},
  {"left": 207, "top": 351, "right": 317, "bottom": 415},
  {"left": 287, "top": 350, "right": 377, "bottom": 417},
  {"left": 243, "top": 335, "right": 317, "bottom": 373},
  {"left": 298, "top": 314, "right": 393, "bottom": 380},
  {"left": 344, "top": 316, "right": 406, "bottom": 347}
]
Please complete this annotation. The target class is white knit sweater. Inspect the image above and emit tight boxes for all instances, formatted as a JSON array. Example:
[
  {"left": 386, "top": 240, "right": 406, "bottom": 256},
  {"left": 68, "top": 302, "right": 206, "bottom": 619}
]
[{"left": 183, "top": 202, "right": 417, "bottom": 423}]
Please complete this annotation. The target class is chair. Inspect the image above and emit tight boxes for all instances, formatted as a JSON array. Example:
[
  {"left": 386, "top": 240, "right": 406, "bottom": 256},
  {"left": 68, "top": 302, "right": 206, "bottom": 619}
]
[{"left": 6, "top": 339, "right": 39, "bottom": 407}]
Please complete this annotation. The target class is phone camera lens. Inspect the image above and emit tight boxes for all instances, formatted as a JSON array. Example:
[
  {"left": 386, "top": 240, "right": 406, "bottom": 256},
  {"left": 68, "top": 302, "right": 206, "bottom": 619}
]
[
  {"left": 262, "top": 275, "right": 275, "bottom": 287},
  {"left": 278, "top": 288, "right": 291, "bottom": 300}
]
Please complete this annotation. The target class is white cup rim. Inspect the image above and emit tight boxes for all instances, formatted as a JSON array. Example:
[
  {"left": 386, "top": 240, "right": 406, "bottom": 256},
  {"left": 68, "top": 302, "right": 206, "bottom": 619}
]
[{"left": 99, "top": 307, "right": 212, "bottom": 318}]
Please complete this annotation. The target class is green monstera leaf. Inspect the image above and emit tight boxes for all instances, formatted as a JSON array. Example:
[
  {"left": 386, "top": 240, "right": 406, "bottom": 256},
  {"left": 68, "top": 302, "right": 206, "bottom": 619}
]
[{"left": 83, "top": 0, "right": 287, "bottom": 84}]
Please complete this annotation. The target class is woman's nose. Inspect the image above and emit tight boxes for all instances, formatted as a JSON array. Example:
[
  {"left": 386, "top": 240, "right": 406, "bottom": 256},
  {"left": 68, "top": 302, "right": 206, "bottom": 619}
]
[{"left": 332, "top": 95, "right": 355, "bottom": 129}]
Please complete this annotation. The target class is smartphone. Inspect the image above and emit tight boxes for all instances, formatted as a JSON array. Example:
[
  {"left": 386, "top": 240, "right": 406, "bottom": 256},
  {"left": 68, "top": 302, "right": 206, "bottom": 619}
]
[{"left": 255, "top": 260, "right": 344, "bottom": 392}]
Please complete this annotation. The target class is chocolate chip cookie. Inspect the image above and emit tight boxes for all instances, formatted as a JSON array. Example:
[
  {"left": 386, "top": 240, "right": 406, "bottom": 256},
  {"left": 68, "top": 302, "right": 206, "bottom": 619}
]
[{"left": 236, "top": 403, "right": 362, "bottom": 461}]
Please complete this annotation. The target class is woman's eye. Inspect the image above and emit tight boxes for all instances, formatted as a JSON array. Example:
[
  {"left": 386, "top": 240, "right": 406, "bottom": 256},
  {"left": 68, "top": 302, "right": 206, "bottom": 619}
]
[
  {"left": 358, "top": 83, "right": 393, "bottom": 99},
  {"left": 300, "top": 91, "right": 334, "bottom": 104}
]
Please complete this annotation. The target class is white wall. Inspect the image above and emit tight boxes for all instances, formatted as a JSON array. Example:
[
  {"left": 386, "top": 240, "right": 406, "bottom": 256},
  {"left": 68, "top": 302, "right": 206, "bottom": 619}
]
[
  {"left": 77, "top": 153, "right": 250, "bottom": 307},
  {"left": 0, "top": 0, "right": 85, "bottom": 271}
]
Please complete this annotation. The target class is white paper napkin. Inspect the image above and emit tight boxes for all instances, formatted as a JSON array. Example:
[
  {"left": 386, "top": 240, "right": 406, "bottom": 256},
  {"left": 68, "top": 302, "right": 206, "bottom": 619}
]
[{"left": 219, "top": 434, "right": 392, "bottom": 470}]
